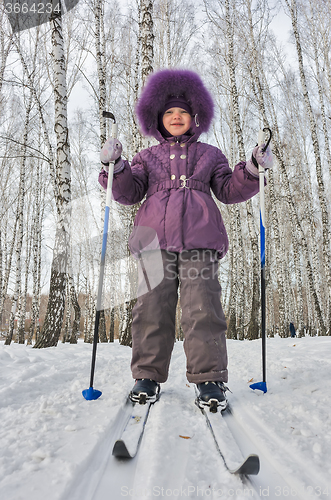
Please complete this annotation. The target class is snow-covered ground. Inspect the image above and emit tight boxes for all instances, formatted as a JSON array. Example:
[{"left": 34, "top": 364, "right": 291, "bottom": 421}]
[{"left": 1, "top": 336, "right": 331, "bottom": 500}]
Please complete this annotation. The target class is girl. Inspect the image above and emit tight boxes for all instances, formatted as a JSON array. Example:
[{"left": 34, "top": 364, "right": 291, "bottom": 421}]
[{"left": 99, "top": 69, "right": 273, "bottom": 411}]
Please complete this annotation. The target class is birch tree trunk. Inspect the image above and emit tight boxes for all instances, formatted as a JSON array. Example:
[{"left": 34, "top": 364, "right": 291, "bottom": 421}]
[
  {"left": 272, "top": 136, "right": 327, "bottom": 335},
  {"left": 165, "top": 0, "right": 171, "bottom": 66},
  {"left": 269, "top": 34, "right": 326, "bottom": 334},
  {"left": 307, "top": 2, "right": 331, "bottom": 175},
  {"left": 259, "top": 38, "right": 327, "bottom": 335},
  {"left": 95, "top": 0, "right": 107, "bottom": 146},
  {"left": 141, "top": 0, "right": 154, "bottom": 85},
  {"left": 83, "top": 278, "right": 89, "bottom": 342},
  {"left": 17, "top": 208, "right": 32, "bottom": 344},
  {"left": 293, "top": 240, "right": 305, "bottom": 337},
  {"left": 108, "top": 306, "right": 115, "bottom": 343},
  {"left": 34, "top": 10, "right": 71, "bottom": 348},
  {"left": 132, "top": 8, "right": 143, "bottom": 155},
  {"left": 63, "top": 279, "right": 72, "bottom": 342},
  {"left": 120, "top": 0, "right": 154, "bottom": 347},
  {"left": 4, "top": 90, "right": 32, "bottom": 345},
  {"left": 306, "top": 0, "right": 331, "bottom": 332},
  {"left": 227, "top": 206, "right": 238, "bottom": 340},
  {"left": 69, "top": 274, "right": 81, "bottom": 343},
  {"left": 0, "top": 9, "right": 13, "bottom": 100},
  {"left": 224, "top": 0, "right": 259, "bottom": 340},
  {"left": 27, "top": 159, "right": 43, "bottom": 345},
  {"left": 0, "top": 218, "right": 17, "bottom": 326},
  {"left": 243, "top": 0, "right": 288, "bottom": 337},
  {"left": 286, "top": 0, "right": 331, "bottom": 328},
  {"left": 94, "top": 0, "right": 108, "bottom": 343}
]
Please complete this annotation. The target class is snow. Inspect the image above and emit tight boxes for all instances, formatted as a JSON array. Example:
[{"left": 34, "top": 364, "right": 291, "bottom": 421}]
[{"left": 1, "top": 336, "right": 331, "bottom": 500}]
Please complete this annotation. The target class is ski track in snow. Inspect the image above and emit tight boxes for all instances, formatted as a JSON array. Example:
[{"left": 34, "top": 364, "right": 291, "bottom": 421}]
[{"left": 0, "top": 337, "right": 331, "bottom": 499}]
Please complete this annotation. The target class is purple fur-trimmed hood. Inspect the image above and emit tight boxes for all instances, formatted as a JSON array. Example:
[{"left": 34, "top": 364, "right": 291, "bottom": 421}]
[{"left": 136, "top": 69, "right": 215, "bottom": 140}]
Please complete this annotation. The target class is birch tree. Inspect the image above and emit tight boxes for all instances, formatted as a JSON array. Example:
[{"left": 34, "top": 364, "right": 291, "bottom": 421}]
[
  {"left": 224, "top": 0, "right": 246, "bottom": 340},
  {"left": 94, "top": 0, "right": 108, "bottom": 343},
  {"left": 203, "top": 0, "right": 260, "bottom": 339},
  {"left": 27, "top": 158, "right": 44, "bottom": 344},
  {"left": 4, "top": 25, "right": 41, "bottom": 345},
  {"left": 265, "top": 89, "right": 327, "bottom": 335},
  {"left": 241, "top": 0, "right": 288, "bottom": 337},
  {"left": 0, "top": 139, "right": 19, "bottom": 327},
  {"left": 0, "top": 5, "right": 13, "bottom": 100},
  {"left": 117, "top": 0, "right": 155, "bottom": 346},
  {"left": 285, "top": 0, "right": 331, "bottom": 331},
  {"left": 35, "top": 9, "right": 72, "bottom": 347},
  {"left": 267, "top": 32, "right": 326, "bottom": 334},
  {"left": 17, "top": 215, "right": 32, "bottom": 344},
  {"left": 140, "top": 0, "right": 154, "bottom": 84},
  {"left": 153, "top": 0, "right": 196, "bottom": 68}
]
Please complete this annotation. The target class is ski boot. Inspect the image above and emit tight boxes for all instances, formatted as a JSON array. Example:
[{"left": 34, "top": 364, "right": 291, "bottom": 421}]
[
  {"left": 129, "top": 379, "right": 160, "bottom": 405},
  {"left": 196, "top": 381, "right": 228, "bottom": 413}
]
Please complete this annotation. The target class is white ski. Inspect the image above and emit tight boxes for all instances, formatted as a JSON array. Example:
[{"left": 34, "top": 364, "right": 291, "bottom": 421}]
[
  {"left": 112, "top": 400, "right": 154, "bottom": 458},
  {"left": 195, "top": 393, "right": 260, "bottom": 475}
]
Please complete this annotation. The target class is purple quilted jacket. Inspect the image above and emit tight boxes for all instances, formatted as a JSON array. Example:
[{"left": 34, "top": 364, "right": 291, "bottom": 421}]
[{"left": 98, "top": 69, "right": 260, "bottom": 259}]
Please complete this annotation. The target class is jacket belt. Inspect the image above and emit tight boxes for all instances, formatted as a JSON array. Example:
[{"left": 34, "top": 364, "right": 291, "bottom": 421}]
[{"left": 147, "top": 178, "right": 210, "bottom": 197}]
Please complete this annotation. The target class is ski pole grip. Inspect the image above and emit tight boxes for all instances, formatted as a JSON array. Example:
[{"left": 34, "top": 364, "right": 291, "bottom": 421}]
[
  {"left": 258, "top": 130, "right": 265, "bottom": 146},
  {"left": 258, "top": 129, "right": 265, "bottom": 227},
  {"left": 105, "top": 121, "right": 118, "bottom": 207},
  {"left": 111, "top": 122, "right": 118, "bottom": 139}
]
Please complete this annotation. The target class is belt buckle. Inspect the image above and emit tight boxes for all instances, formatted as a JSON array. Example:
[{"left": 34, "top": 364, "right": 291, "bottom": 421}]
[{"left": 180, "top": 175, "right": 189, "bottom": 189}]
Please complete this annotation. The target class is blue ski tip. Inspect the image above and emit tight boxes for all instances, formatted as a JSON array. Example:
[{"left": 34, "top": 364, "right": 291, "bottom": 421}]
[
  {"left": 82, "top": 387, "right": 102, "bottom": 400},
  {"left": 249, "top": 381, "right": 267, "bottom": 393}
]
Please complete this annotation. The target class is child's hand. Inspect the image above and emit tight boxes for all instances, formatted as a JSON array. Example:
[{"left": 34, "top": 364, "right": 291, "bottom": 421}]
[
  {"left": 100, "top": 137, "right": 123, "bottom": 164},
  {"left": 252, "top": 144, "right": 273, "bottom": 170}
]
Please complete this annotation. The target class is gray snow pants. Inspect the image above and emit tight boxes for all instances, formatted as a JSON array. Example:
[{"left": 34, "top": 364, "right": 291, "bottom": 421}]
[{"left": 131, "top": 249, "right": 228, "bottom": 384}]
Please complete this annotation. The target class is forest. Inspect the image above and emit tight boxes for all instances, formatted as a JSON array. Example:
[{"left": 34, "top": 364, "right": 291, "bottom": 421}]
[{"left": 0, "top": 0, "right": 330, "bottom": 348}]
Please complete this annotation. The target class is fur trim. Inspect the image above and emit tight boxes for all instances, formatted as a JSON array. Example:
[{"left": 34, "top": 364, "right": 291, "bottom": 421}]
[{"left": 136, "top": 69, "right": 214, "bottom": 138}]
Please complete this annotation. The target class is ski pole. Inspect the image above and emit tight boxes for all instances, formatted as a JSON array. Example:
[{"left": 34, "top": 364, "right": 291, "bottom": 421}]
[
  {"left": 83, "top": 111, "right": 118, "bottom": 401},
  {"left": 250, "top": 128, "right": 272, "bottom": 394}
]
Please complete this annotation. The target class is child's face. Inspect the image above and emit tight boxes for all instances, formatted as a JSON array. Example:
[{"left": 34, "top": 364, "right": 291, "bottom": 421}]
[{"left": 162, "top": 107, "right": 192, "bottom": 136}]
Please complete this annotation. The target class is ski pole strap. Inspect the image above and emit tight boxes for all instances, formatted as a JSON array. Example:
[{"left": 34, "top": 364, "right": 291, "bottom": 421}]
[
  {"left": 261, "top": 128, "right": 272, "bottom": 152},
  {"left": 251, "top": 154, "right": 259, "bottom": 169}
]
